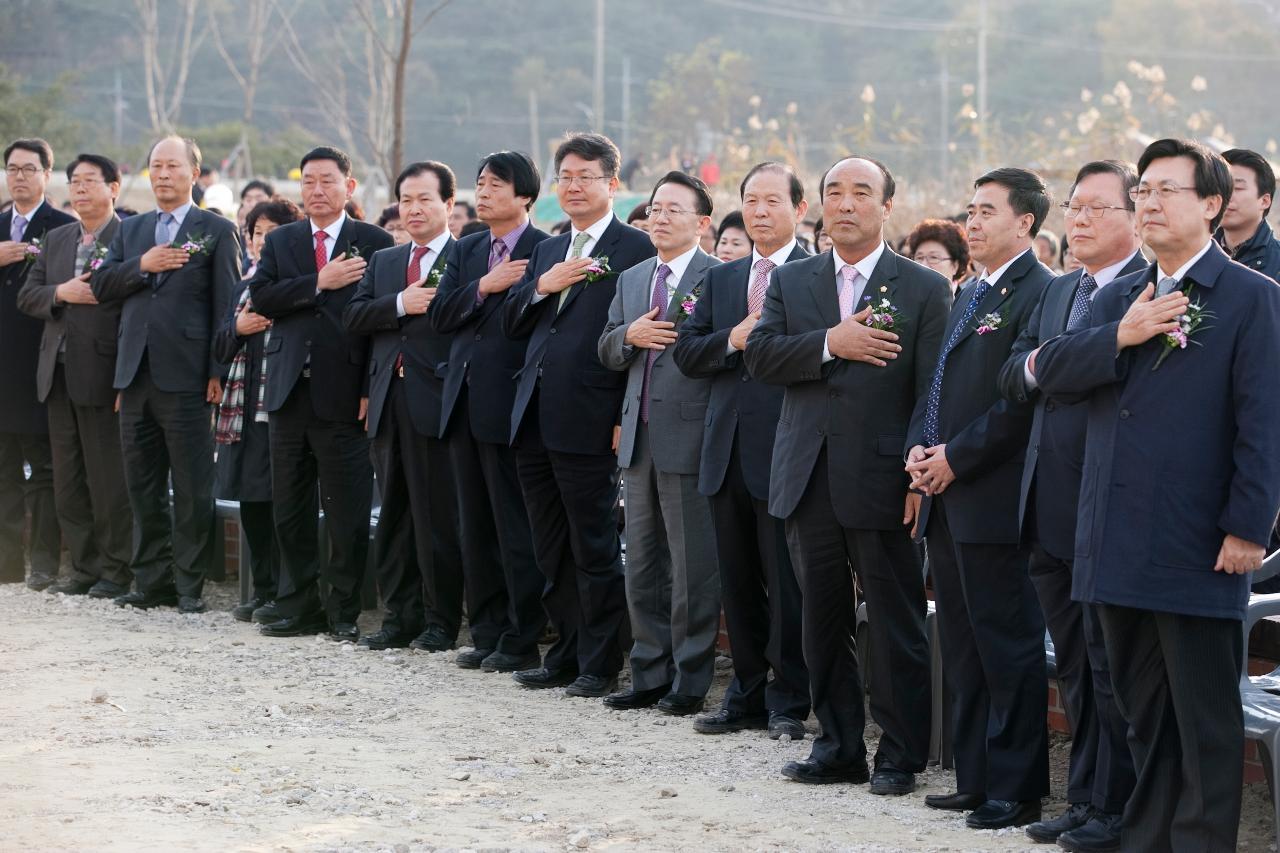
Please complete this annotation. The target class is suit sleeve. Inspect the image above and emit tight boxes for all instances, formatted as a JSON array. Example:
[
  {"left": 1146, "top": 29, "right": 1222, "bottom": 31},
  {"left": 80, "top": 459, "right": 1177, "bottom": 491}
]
[
  {"left": 1033, "top": 321, "right": 1126, "bottom": 400},
  {"left": 92, "top": 225, "right": 148, "bottom": 303},
  {"left": 673, "top": 272, "right": 739, "bottom": 378},
  {"left": 502, "top": 244, "right": 550, "bottom": 340},
  {"left": 997, "top": 286, "right": 1047, "bottom": 404},
  {"left": 743, "top": 268, "right": 827, "bottom": 385},
  {"left": 342, "top": 252, "right": 400, "bottom": 333},
  {"left": 16, "top": 239, "right": 59, "bottom": 321},
  {"left": 248, "top": 231, "right": 318, "bottom": 317},
  {"left": 597, "top": 277, "right": 639, "bottom": 371},
  {"left": 213, "top": 282, "right": 247, "bottom": 365},
  {"left": 209, "top": 221, "right": 242, "bottom": 380},
  {"left": 429, "top": 239, "right": 484, "bottom": 334}
]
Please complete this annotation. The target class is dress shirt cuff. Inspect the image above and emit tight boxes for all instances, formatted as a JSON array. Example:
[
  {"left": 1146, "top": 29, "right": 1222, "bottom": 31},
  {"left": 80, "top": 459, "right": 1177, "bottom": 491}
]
[
  {"left": 725, "top": 339, "right": 738, "bottom": 356},
  {"left": 1023, "top": 358, "right": 1039, "bottom": 390},
  {"left": 822, "top": 332, "right": 835, "bottom": 363},
  {"left": 530, "top": 290, "right": 549, "bottom": 304},
  {"left": 396, "top": 291, "right": 407, "bottom": 317}
]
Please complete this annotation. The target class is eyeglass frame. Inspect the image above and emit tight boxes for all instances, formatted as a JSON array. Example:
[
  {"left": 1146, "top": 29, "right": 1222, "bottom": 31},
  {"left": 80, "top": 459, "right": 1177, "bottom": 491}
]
[
  {"left": 913, "top": 252, "right": 955, "bottom": 265},
  {"left": 1128, "top": 183, "right": 1197, "bottom": 203},
  {"left": 554, "top": 174, "right": 612, "bottom": 188},
  {"left": 1060, "top": 202, "right": 1131, "bottom": 220},
  {"left": 5, "top": 164, "right": 45, "bottom": 177},
  {"left": 644, "top": 205, "right": 699, "bottom": 220}
]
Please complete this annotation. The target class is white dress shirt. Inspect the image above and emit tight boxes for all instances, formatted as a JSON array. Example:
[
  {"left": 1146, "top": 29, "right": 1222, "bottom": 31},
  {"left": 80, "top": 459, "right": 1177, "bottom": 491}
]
[
  {"left": 529, "top": 210, "right": 615, "bottom": 304},
  {"left": 822, "top": 240, "right": 888, "bottom": 363},
  {"left": 395, "top": 229, "right": 451, "bottom": 317},
  {"left": 1158, "top": 239, "right": 1214, "bottom": 283}
]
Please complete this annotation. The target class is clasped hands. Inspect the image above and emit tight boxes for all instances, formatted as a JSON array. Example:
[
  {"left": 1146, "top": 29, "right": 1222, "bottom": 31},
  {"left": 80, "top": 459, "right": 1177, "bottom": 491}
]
[{"left": 905, "top": 444, "right": 955, "bottom": 496}]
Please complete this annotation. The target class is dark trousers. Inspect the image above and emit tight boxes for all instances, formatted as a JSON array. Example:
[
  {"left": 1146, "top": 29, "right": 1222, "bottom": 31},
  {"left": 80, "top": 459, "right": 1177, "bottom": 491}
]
[
  {"left": 1028, "top": 544, "right": 1134, "bottom": 813},
  {"left": 710, "top": 435, "right": 808, "bottom": 720},
  {"left": 369, "top": 377, "right": 464, "bottom": 637},
  {"left": 1098, "top": 604, "right": 1243, "bottom": 852},
  {"left": 786, "top": 446, "right": 930, "bottom": 771},
  {"left": 239, "top": 499, "right": 279, "bottom": 600},
  {"left": 515, "top": 404, "right": 627, "bottom": 677},
  {"left": 47, "top": 365, "right": 132, "bottom": 587},
  {"left": 447, "top": 389, "right": 545, "bottom": 654},
  {"left": 926, "top": 496, "right": 1049, "bottom": 800},
  {"left": 269, "top": 378, "right": 371, "bottom": 623},
  {"left": 117, "top": 361, "right": 215, "bottom": 597},
  {"left": 0, "top": 428, "right": 57, "bottom": 584}
]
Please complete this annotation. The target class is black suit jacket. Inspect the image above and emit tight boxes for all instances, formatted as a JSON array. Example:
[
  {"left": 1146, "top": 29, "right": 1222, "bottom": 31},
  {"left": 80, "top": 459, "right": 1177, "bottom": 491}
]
[
  {"left": 906, "top": 248, "right": 1054, "bottom": 544},
  {"left": 430, "top": 224, "right": 550, "bottom": 443},
  {"left": 343, "top": 237, "right": 453, "bottom": 438},
  {"left": 94, "top": 206, "right": 241, "bottom": 394},
  {"left": 501, "top": 215, "right": 656, "bottom": 455},
  {"left": 997, "top": 251, "right": 1147, "bottom": 558},
  {"left": 746, "top": 246, "right": 952, "bottom": 527},
  {"left": 18, "top": 215, "right": 123, "bottom": 407},
  {"left": 248, "top": 217, "right": 393, "bottom": 422},
  {"left": 672, "top": 242, "right": 810, "bottom": 499},
  {"left": 0, "top": 201, "right": 76, "bottom": 431}
]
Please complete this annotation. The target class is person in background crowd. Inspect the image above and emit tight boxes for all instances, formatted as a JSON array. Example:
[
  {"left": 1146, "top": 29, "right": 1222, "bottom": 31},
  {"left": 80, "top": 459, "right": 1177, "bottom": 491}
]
[
  {"left": 811, "top": 217, "right": 833, "bottom": 253},
  {"left": 16, "top": 152, "right": 131, "bottom": 599},
  {"left": 619, "top": 153, "right": 643, "bottom": 189},
  {"left": 1035, "top": 228, "right": 1062, "bottom": 273},
  {"left": 449, "top": 200, "right": 477, "bottom": 239},
  {"left": 1062, "top": 240, "right": 1083, "bottom": 274},
  {"left": 215, "top": 197, "right": 303, "bottom": 624},
  {"left": 237, "top": 180, "right": 276, "bottom": 269},
  {"left": 377, "top": 203, "right": 411, "bottom": 245},
  {"left": 699, "top": 153, "right": 720, "bottom": 188},
  {"left": 1216, "top": 147, "right": 1280, "bottom": 281},
  {"left": 905, "top": 218, "right": 970, "bottom": 302},
  {"left": 459, "top": 219, "right": 489, "bottom": 238},
  {"left": 795, "top": 220, "right": 816, "bottom": 252},
  {"left": 713, "top": 210, "right": 751, "bottom": 262},
  {"left": 626, "top": 202, "right": 649, "bottom": 233},
  {"left": 0, "top": 137, "right": 73, "bottom": 589},
  {"left": 344, "top": 198, "right": 366, "bottom": 221},
  {"left": 697, "top": 218, "right": 717, "bottom": 255}
]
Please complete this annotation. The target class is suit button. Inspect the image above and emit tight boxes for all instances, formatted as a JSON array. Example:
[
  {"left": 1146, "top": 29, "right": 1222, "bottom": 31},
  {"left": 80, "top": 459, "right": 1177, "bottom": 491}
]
[
  {"left": 1045, "top": 401, "right": 1056, "bottom": 412},
  {"left": 304, "top": 339, "right": 312, "bottom": 347},
  {"left": 314, "top": 311, "right": 322, "bottom": 318},
  {"left": 550, "top": 327, "right": 557, "bottom": 334},
  {"left": 401, "top": 335, "right": 407, "bottom": 341},
  {"left": 1119, "top": 409, "right": 1130, "bottom": 419},
  {"left": 830, "top": 390, "right": 840, "bottom": 398},
  {"left": 151, "top": 294, "right": 156, "bottom": 299},
  {"left": 741, "top": 374, "right": 749, "bottom": 382},
  {"left": 816, "top": 428, "right": 825, "bottom": 436},
  {"left": 474, "top": 334, "right": 482, "bottom": 341}
]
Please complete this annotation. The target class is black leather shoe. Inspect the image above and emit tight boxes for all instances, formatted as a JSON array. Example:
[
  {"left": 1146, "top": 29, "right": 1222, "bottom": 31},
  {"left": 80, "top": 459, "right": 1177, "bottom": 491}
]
[
  {"left": 178, "top": 596, "right": 207, "bottom": 614},
  {"left": 1026, "top": 802, "right": 1093, "bottom": 843},
  {"left": 925, "top": 791, "right": 986, "bottom": 811},
  {"left": 115, "top": 588, "right": 179, "bottom": 609},
  {"left": 966, "top": 799, "right": 1041, "bottom": 830},
  {"left": 481, "top": 650, "right": 542, "bottom": 672},
  {"left": 781, "top": 758, "right": 870, "bottom": 784},
  {"left": 603, "top": 684, "right": 671, "bottom": 710},
  {"left": 88, "top": 580, "right": 129, "bottom": 599},
  {"left": 869, "top": 767, "right": 916, "bottom": 796},
  {"left": 513, "top": 667, "right": 578, "bottom": 689},
  {"left": 357, "top": 627, "right": 412, "bottom": 650},
  {"left": 260, "top": 611, "right": 328, "bottom": 637},
  {"left": 1057, "top": 812, "right": 1121, "bottom": 852},
  {"left": 455, "top": 647, "right": 495, "bottom": 669},
  {"left": 329, "top": 622, "right": 360, "bottom": 642},
  {"left": 251, "top": 600, "right": 282, "bottom": 624},
  {"left": 693, "top": 708, "right": 768, "bottom": 734},
  {"left": 768, "top": 714, "right": 806, "bottom": 740},
  {"left": 231, "top": 597, "right": 266, "bottom": 622},
  {"left": 26, "top": 574, "right": 56, "bottom": 592},
  {"left": 658, "top": 693, "right": 704, "bottom": 716},
  {"left": 564, "top": 674, "right": 617, "bottom": 698},
  {"left": 409, "top": 625, "right": 455, "bottom": 652},
  {"left": 50, "top": 579, "right": 95, "bottom": 596}
]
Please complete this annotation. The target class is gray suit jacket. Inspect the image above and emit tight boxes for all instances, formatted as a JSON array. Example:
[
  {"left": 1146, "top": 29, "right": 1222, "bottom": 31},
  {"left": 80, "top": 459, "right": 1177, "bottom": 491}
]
[{"left": 599, "top": 249, "right": 719, "bottom": 474}]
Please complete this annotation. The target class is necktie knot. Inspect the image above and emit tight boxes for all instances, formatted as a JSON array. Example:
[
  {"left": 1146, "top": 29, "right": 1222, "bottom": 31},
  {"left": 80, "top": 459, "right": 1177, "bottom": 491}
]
[
  {"left": 747, "top": 257, "right": 775, "bottom": 315},
  {"left": 841, "top": 264, "right": 859, "bottom": 284},
  {"left": 570, "top": 231, "right": 591, "bottom": 258},
  {"left": 1156, "top": 275, "right": 1179, "bottom": 297},
  {"left": 413, "top": 245, "right": 430, "bottom": 263},
  {"left": 753, "top": 258, "right": 776, "bottom": 276},
  {"left": 81, "top": 230, "right": 96, "bottom": 247},
  {"left": 837, "top": 264, "right": 861, "bottom": 319},
  {"left": 314, "top": 230, "right": 328, "bottom": 246}
]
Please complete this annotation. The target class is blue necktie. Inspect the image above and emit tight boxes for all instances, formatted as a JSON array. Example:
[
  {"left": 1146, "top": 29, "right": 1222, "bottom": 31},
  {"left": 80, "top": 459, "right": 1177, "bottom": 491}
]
[
  {"left": 1065, "top": 273, "right": 1098, "bottom": 332},
  {"left": 922, "top": 279, "right": 992, "bottom": 446},
  {"left": 154, "top": 212, "right": 174, "bottom": 247}
]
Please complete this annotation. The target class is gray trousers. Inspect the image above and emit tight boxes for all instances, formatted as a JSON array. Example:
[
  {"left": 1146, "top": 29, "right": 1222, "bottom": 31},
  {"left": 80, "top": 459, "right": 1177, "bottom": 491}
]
[{"left": 622, "top": 424, "right": 720, "bottom": 696}]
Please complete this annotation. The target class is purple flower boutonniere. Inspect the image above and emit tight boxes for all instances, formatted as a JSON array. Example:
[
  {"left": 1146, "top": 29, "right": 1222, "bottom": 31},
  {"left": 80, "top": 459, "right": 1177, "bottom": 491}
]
[
  {"left": 173, "top": 232, "right": 212, "bottom": 256},
  {"left": 862, "top": 294, "right": 904, "bottom": 331},
  {"left": 83, "top": 241, "right": 109, "bottom": 274},
  {"left": 583, "top": 256, "right": 612, "bottom": 283},
  {"left": 974, "top": 310, "right": 1006, "bottom": 335},
  {"left": 23, "top": 237, "right": 43, "bottom": 268},
  {"left": 1153, "top": 283, "right": 1214, "bottom": 370},
  {"left": 674, "top": 284, "right": 703, "bottom": 322}
]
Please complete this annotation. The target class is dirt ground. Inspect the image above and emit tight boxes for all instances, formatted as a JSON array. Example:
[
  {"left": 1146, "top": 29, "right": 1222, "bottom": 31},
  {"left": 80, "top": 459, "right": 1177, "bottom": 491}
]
[{"left": 1, "top": 581, "right": 1275, "bottom": 852}]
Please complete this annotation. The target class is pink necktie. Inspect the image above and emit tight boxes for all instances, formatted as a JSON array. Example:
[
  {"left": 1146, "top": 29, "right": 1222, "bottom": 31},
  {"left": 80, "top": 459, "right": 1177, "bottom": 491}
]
[
  {"left": 747, "top": 258, "right": 775, "bottom": 315},
  {"left": 838, "top": 265, "right": 859, "bottom": 319}
]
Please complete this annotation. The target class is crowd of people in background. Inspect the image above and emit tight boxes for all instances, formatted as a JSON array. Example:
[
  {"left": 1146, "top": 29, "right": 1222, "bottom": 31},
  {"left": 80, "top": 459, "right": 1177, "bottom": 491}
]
[{"left": 3, "top": 127, "right": 1280, "bottom": 853}]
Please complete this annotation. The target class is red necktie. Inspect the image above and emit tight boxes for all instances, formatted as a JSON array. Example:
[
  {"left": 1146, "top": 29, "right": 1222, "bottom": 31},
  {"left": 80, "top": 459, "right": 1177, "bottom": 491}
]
[
  {"left": 314, "top": 231, "right": 329, "bottom": 271},
  {"left": 395, "top": 246, "right": 432, "bottom": 377}
]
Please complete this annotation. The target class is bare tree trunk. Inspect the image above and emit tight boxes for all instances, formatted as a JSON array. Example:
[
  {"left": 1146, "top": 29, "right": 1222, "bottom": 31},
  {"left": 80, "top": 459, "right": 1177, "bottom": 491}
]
[
  {"left": 134, "top": 0, "right": 206, "bottom": 134},
  {"left": 390, "top": 0, "right": 414, "bottom": 179}
]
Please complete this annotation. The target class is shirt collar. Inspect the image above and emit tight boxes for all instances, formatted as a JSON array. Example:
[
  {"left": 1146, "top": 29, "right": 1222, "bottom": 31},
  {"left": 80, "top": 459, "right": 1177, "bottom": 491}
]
[
  {"left": 752, "top": 238, "right": 798, "bottom": 270},
  {"left": 158, "top": 200, "right": 193, "bottom": 226},
  {"left": 831, "top": 240, "right": 887, "bottom": 283},
  {"left": 12, "top": 198, "right": 44, "bottom": 221},
  {"left": 494, "top": 219, "right": 529, "bottom": 254},
  {"left": 311, "top": 211, "right": 346, "bottom": 240},
  {"left": 572, "top": 210, "right": 614, "bottom": 246},
  {"left": 1157, "top": 239, "right": 1214, "bottom": 283},
  {"left": 655, "top": 244, "right": 700, "bottom": 286},
  {"left": 78, "top": 214, "right": 115, "bottom": 241},
  {"left": 412, "top": 228, "right": 450, "bottom": 258},
  {"left": 982, "top": 246, "right": 1032, "bottom": 286},
  {"left": 1087, "top": 249, "right": 1145, "bottom": 289}
]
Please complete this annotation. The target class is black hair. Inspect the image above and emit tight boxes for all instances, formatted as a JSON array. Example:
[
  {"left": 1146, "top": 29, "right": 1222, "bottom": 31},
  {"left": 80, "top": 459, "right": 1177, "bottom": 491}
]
[
  {"left": 65, "top": 153, "right": 120, "bottom": 185},
  {"left": 240, "top": 179, "right": 275, "bottom": 200},
  {"left": 1223, "top": 147, "right": 1276, "bottom": 215},
  {"left": 716, "top": 210, "right": 748, "bottom": 243},
  {"left": 460, "top": 220, "right": 490, "bottom": 237},
  {"left": 1069, "top": 159, "right": 1139, "bottom": 211},
  {"left": 300, "top": 145, "right": 352, "bottom": 177},
  {"left": 376, "top": 204, "right": 401, "bottom": 228},
  {"left": 626, "top": 202, "right": 648, "bottom": 225},
  {"left": 476, "top": 150, "right": 541, "bottom": 210},
  {"left": 147, "top": 136, "right": 201, "bottom": 172},
  {"left": 648, "top": 170, "right": 713, "bottom": 217},
  {"left": 455, "top": 201, "right": 476, "bottom": 218},
  {"left": 4, "top": 137, "right": 53, "bottom": 170},
  {"left": 974, "top": 166, "right": 1051, "bottom": 237},
  {"left": 394, "top": 160, "right": 456, "bottom": 201},
  {"left": 1137, "top": 138, "right": 1233, "bottom": 232},
  {"left": 199, "top": 165, "right": 214, "bottom": 178},
  {"left": 554, "top": 133, "right": 621, "bottom": 178},
  {"left": 245, "top": 197, "right": 303, "bottom": 237},
  {"left": 819, "top": 155, "right": 897, "bottom": 202},
  {"left": 739, "top": 161, "right": 805, "bottom": 207}
]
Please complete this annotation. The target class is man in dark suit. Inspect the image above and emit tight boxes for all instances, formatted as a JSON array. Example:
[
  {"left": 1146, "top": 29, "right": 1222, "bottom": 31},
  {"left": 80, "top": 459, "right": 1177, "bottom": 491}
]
[
  {"left": 249, "top": 146, "right": 393, "bottom": 639},
  {"left": 430, "top": 151, "right": 550, "bottom": 672},
  {"left": 905, "top": 167, "right": 1054, "bottom": 829},
  {"left": 17, "top": 153, "right": 132, "bottom": 599},
  {"left": 502, "top": 133, "right": 656, "bottom": 698},
  {"left": 747, "top": 157, "right": 951, "bottom": 794},
  {"left": 674, "top": 162, "right": 811, "bottom": 739},
  {"left": 1029, "top": 138, "right": 1280, "bottom": 852},
  {"left": 343, "top": 160, "right": 463, "bottom": 652},
  {"left": 998, "top": 161, "right": 1144, "bottom": 850},
  {"left": 93, "top": 136, "right": 240, "bottom": 613},
  {"left": 0, "top": 138, "right": 75, "bottom": 589},
  {"left": 598, "top": 172, "right": 721, "bottom": 716}
]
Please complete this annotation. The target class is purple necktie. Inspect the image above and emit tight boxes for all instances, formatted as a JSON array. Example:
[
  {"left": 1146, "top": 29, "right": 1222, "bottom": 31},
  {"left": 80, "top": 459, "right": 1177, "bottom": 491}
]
[
  {"left": 639, "top": 263, "right": 672, "bottom": 424},
  {"left": 477, "top": 239, "right": 508, "bottom": 306},
  {"left": 10, "top": 214, "right": 26, "bottom": 244}
]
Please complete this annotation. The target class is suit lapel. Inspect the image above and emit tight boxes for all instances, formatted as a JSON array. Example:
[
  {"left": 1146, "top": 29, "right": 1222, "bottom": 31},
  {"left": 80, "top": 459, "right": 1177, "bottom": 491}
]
[
  {"left": 861, "top": 244, "right": 899, "bottom": 315},
  {"left": 629, "top": 256, "right": 658, "bottom": 319},
  {"left": 379, "top": 243, "right": 412, "bottom": 295},
  {"left": 666, "top": 250, "right": 712, "bottom": 317},
  {"left": 51, "top": 225, "right": 78, "bottom": 279},
  {"left": 561, "top": 219, "right": 623, "bottom": 316},
  {"left": 1050, "top": 270, "right": 1085, "bottom": 333},
  {"left": 158, "top": 207, "right": 203, "bottom": 288},
  {"left": 808, "top": 251, "right": 841, "bottom": 329},
  {"left": 948, "top": 249, "right": 1036, "bottom": 352}
]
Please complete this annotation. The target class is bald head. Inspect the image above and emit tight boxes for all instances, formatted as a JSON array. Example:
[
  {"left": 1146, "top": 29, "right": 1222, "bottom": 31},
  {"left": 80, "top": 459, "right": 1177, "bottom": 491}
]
[
  {"left": 821, "top": 157, "right": 895, "bottom": 258},
  {"left": 148, "top": 136, "right": 199, "bottom": 209}
]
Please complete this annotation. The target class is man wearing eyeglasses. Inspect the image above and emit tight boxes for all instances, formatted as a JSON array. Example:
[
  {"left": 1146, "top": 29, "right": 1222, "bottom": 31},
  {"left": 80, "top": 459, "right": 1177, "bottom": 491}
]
[
  {"left": 503, "top": 132, "right": 656, "bottom": 698},
  {"left": 598, "top": 171, "right": 720, "bottom": 716},
  {"left": 999, "top": 160, "right": 1145, "bottom": 851},
  {"left": 1029, "top": 138, "right": 1280, "bottom": 851},
  {"left": 0, "top": 139, "right": 76, "bottom": 590}
]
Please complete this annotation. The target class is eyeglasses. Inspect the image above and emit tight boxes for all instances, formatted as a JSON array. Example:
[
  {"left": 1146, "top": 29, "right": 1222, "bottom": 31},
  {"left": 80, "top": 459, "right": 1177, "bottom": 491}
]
[
  {"left": 1061, "top": 202, "right": 1130, "bottom": 220},
  {"left": 913, "top": 253, "right": 954, "bottom": 265},
  {"left": 1128, "top": 184, "right": 1196, "bottom": 203},
  {"left": 644, "top": 205, "right": 697, "bottom": 219},
  {"left": 5, "top": 164, "right": 42, "bottom": 177},
  {"left": 555, "top": 175, "right": 609, "bottom": 187},
  {"left": 68, "top": 178, "right": 106, "bottom": 189}
]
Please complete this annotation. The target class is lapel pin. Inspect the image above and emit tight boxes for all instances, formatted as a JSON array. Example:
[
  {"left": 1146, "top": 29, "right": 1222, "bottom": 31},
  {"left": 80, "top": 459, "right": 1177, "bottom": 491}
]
[
  {"left": 879, "top": 285, "right": 888, "bottom": 292},
  {"left": 1000, "top": 287, "right": 1007, "bottom": 295}
]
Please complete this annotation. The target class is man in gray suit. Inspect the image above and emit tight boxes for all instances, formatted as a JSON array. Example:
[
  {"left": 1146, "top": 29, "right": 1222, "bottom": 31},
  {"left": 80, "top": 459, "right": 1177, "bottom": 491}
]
[
  {"left": 598, "top": 171, "right": 721, "bottom": 715},
  {"left": 17, "top": 153, "right": 133, "bottom": 599}
]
